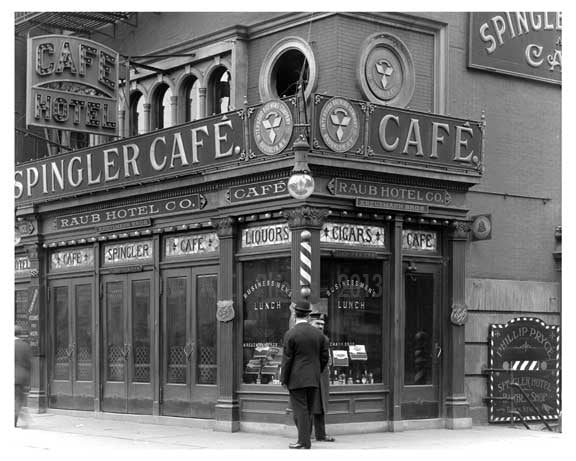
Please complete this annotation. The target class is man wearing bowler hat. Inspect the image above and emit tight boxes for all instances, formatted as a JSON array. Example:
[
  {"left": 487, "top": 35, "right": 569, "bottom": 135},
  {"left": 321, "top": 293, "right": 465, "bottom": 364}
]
[
  {"left": 309, "top": 311, "right": 335, "bottom": 442},
  {"left": 281, "top": 300, "right": 329, "bottom": 449}
]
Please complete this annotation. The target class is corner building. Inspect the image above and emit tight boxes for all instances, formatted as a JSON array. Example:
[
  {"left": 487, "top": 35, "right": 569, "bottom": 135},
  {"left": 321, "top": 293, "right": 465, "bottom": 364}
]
[{"left": 14, "top": 12, "right": 561, "bottom": 433}]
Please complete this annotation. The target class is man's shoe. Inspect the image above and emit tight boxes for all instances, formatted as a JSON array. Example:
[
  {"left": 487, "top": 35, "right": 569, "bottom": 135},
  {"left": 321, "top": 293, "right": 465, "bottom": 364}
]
[
  {"left": 317, "top": 436, "right": 335, "bottom": 442},
  {"left": 289, "top": 442, "right": 310, "bottom": 449}
]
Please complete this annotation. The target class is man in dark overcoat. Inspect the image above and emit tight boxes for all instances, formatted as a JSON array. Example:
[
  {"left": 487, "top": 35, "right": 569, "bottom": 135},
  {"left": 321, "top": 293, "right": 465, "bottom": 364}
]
[
  {"left": 280, "top": 301, "right": 329, "bottom": 449},
  {"left": 309, "top": 312, "right": 335, "bottom": 442},
  {"left": 15, "top": 325, "right": 32, "bottom": 427}
]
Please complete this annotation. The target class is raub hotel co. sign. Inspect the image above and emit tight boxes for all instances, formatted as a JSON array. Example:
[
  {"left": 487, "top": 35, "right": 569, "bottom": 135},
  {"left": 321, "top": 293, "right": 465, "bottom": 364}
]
[{"left": 16, "top": 94, "right": 483, "bottom": 206}]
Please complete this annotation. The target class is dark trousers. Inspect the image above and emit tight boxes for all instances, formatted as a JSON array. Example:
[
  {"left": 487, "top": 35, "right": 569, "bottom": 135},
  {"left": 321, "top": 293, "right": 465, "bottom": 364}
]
[
  {"left": 312, "top": 413, "right": 326, "bottom": 440},
  {"left": 289, "top": 387, "right": 317, "bottom": 448}
]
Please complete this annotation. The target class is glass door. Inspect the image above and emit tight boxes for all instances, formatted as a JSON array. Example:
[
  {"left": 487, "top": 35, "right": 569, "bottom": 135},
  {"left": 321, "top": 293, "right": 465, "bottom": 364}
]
[
  {"left": 402, "top": 262, "right": 442, "bottom": 419},
  {"left": 101, "top": 273, "right": 153, "bottom": 414},
  {"left": 161, "top": 266, "right": 218, "bottom": 418},
  {"left": 49, "top": 278, "right": 94, "bottom": 410}
]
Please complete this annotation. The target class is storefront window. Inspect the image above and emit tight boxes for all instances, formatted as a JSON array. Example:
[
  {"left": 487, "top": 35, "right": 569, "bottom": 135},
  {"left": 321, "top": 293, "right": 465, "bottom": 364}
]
[
  {"left": 321, "top": 258, "right": 384, "bottom": 384},
  {"left": 242, "top": 257, "right": 292, "bottom": 384}
]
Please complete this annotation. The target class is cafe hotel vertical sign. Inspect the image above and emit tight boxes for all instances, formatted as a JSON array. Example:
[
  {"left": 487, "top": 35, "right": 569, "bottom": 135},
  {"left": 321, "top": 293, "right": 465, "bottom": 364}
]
[{"left": 27, "top": 35, "right": 119, "bottom": 135}]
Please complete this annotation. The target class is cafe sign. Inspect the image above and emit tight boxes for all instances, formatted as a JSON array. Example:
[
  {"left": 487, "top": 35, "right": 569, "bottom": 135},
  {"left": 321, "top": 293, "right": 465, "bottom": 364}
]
[
  {"left": 54, "top": 194, "right": 206, "bottom": 230},
  {"left": 313, "top": 94, "right": 484, "bottom": 175},
  {"left": 103, "top": 240, "right": 153, "bottom": 265},
  {"left": 227, "top": 179, "right": 289, "bottom": 203},
  {"left": 165, "top": 232, "right": 219, "bottom": 257},
  {"left": 402, "top": 230, "right": 438, "bottom": 252},
  {"left": 488, "top": 317, "right": 560, "bottom": 422},
  {"left": 469, "top": 12, "right": 561, "bottom": 85},
  {"left": 321, "top": 223, "right": 385, "bottom": 247},
  {"left": 50, "top": 247, "right": 94, "bottom": 271},
  {"left": 27, "top": 35, "right": 120, "bottom": 135}
]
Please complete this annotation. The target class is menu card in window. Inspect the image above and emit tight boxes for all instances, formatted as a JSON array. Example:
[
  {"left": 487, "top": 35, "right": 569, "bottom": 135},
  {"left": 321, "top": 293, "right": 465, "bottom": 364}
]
[
  {"left": 349, "top": 344, "right": 368, "bottom": 361},
  {"left": 332, "top": 350, "right": 349, "bottom": 367}
]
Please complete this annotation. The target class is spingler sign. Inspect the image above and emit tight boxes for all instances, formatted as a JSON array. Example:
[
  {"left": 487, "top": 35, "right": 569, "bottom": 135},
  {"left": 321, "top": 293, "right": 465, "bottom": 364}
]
[{"left": 488, "top": 317, "right": 560, "bottom": 423}]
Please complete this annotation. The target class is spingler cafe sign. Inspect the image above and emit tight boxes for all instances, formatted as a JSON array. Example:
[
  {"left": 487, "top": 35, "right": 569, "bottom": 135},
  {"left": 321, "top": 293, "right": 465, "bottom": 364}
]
[
  {"left": 16, "top": 94, "right": 484, "bottom": 206},
  {"left": 488, "top": 317, "right": 560, "bottom": 423}
]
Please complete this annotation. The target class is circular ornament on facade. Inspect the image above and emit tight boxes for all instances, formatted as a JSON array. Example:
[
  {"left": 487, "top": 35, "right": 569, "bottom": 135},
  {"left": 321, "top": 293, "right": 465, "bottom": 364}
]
[
  {"left": 253, "top": 99, "right": 294, "bottom": 155},
  {"left": 470, "top": 215, "right": 492, "bottom": 240},
  {"left": 357, "top": 33, "right": 415, "bottom": 107},
  {"left": 450, "top": 303, "right": 468, "bottom": 326},
  {"left": 319, "top": 97, "right": 360, "bottom": 153}
]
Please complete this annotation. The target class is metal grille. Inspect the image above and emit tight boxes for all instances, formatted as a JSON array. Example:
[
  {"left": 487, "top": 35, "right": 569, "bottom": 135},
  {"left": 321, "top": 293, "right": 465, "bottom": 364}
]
[
  {"left": 54, "top": 347, "right": 69, "bottom": 380},
  {"left": 168, "top": 346, "right": 186, "bottom": 384},
  {"left": 198, "top": 346, "right": 216, "bottom": 384},
  {"left": 76, "top": 346, "right": 93, "bottom": 381},
  {"left": 107, "top": 345, "right": 124, "bottom": 381},
  {"left": 133, "top": 344, "right": 150, "bottom": 383}
]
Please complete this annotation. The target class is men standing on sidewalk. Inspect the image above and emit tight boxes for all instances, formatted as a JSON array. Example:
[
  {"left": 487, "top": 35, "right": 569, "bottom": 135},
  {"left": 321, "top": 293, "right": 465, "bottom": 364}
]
[
  {"left": 309, "top": 311, "right": 335, "bottom": 442},
  {"left": 280, "top": 301, "right": 329, "bottom": 449}
]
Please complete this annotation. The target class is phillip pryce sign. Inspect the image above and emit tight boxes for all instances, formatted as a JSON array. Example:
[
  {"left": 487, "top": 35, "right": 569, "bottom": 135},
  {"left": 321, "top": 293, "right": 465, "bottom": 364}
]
[{"left": 488, "top": 317, "right": 560, "bottom": 423}]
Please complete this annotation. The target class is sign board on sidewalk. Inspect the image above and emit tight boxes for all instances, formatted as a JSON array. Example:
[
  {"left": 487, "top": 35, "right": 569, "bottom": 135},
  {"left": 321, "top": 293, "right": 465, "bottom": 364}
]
[{"left": 488, "top": 317, "right": 560, "bottom": 422}]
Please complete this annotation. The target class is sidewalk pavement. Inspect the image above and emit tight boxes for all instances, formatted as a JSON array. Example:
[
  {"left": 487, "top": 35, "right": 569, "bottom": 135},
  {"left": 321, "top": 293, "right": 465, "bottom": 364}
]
[{"left": 9, "top": 411, "right": 567, "bottom": 457}]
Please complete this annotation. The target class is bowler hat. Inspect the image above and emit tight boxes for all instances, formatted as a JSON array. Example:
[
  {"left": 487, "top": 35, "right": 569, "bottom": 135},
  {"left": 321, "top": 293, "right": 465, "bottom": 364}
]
[
  {"left": 293, "top": 300, "right": 312, "bottom": 314},
  {"left": 309, "top": 311, "right": 326, "bottom": 320}
]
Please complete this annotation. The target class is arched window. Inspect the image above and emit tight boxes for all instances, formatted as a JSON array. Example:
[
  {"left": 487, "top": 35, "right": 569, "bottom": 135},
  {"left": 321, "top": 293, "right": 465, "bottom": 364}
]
[
  {"left": 129, "top": 91, "right": 145, "bottom": 136},
  {"left": 153, "top": 84, "right": 172, "bottom": 130},
  {"left": 272, "top": 49, "right": 309, "bottom": 98},
  {"left": 208, "top": 67, "right": 231, "bottom": 115},
  {"left": 184, "top": 77, "right": 200, "bottom": 122}
]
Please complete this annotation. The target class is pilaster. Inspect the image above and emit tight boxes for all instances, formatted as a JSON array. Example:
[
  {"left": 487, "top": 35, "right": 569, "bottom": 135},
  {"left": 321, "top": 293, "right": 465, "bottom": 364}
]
[
  {"left": 214, "top": 217, "right": 240, "bottom": 431},
  {"left": 390, "top": 215, "right": 404, "bottom": 430},
  {"left": 445, "top": 221, "right": 472, "bottom": 428}
]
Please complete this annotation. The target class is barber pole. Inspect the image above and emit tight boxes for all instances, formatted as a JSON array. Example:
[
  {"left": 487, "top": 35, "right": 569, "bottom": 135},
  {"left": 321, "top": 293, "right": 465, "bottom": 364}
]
[{"left": 300, "top": 230, "right": 312, "bottom": 298}]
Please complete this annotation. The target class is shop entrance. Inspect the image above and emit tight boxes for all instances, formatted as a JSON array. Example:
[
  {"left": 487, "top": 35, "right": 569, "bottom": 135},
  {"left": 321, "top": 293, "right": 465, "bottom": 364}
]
[
  {"left": 160, "top": 266, "right": 218, "bottom": 418},
  {"left": 402, "top": 262, "right": 442, "bottom": 419},
  {"left": 101, "top": 273, "right": 154, "bottom": 414},
  {"left": 48, "top": 277, "right": 95, "bottom": 410}
]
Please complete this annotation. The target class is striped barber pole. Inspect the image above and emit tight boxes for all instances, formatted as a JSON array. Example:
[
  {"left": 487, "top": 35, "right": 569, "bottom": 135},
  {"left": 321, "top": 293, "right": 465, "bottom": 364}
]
[
  {"left": 509, "top": 360, "right": 540, "bottom": 371},
  {"left": 300, "top": 230, "right": 312, "bottom": 291}
]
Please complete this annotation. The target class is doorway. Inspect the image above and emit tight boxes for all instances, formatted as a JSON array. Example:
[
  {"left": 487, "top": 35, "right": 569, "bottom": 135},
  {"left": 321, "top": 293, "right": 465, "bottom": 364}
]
[
  {"left": 101, "top": 273, "right": 154, "bottom": 414},
  {"left": 160, "top": 266, "right": 218, "bottom": 418},
  {"left": 402, "top": 262, "right": 442, "bottom": 419}
]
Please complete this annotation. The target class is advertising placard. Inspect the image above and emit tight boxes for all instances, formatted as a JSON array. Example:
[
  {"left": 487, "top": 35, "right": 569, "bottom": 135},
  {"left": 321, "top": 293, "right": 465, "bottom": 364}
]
[{"left": 488, "top": 317, "right": 560, "bottom": 422}]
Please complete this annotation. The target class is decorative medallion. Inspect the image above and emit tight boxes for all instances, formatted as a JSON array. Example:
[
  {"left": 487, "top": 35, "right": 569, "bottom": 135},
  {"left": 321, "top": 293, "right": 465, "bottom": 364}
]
[
  {"left": 253, "top": 100, "right": 293, "bottom": 155},
  {"left": 358, "top": 33, "right": 415, "bottom": 107},
  {"left": 450, "top": 303, "right": 468, "bottom": 326},
  {"left": 470, "top": 214, "right": 492, "bottom": 241},
  {"left": 216, "top": 300, "right": 235, "bottom": 322},
  {"left": 319, "top": 97, "right": 360, "bottom": 153}
]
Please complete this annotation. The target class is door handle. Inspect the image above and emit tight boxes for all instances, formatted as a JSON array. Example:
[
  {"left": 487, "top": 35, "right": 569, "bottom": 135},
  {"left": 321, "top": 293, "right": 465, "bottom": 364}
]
[
  {"left": 67, "top": 343, "right": 76, "bottom": 360},
  {"left": 434, "top": 343, "right": 442, "bottom": 359},
  {"left": 184, "top": 342, "right": 195, "bottom": 362},
  {"left": 122, "top": 344, "right": 131, "bottom": 361}
]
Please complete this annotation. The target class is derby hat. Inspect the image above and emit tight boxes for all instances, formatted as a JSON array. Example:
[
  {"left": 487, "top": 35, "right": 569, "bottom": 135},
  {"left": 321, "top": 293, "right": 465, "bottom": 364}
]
[
  {"left": 293, "top": 300, "right": 312, "bottom": 314},
  {"left": 309, "top": 311, "right": 327, "bottom": 320}
]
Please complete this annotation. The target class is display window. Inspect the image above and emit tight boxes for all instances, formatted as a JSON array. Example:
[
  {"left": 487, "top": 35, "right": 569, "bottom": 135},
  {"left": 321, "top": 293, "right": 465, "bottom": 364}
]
[
  {"left": 320, "top": 258, "right": 385, "bottom": 384},
  {"left": 242, "top": 257, "right": 292, "bottom": 384}
]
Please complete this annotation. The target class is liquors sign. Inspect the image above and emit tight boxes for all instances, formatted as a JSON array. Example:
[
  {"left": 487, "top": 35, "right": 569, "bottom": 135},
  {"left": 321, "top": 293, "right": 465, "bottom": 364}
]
[{"left": 27, "top": 35, "right": 120, "bottom": 134}]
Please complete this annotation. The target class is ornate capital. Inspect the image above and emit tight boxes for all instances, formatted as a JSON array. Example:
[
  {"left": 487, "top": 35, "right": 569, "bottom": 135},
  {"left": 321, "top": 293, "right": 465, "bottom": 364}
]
[
  {"left": 214, "top": 217, "right": 236, "bottom": 238},
  {"left": 283, "top": 206, "right": 330, "bottom": 229}
]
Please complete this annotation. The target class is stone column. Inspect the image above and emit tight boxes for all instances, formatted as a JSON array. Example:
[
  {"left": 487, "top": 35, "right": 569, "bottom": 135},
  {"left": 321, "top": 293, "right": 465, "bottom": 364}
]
[
  {"left": 25, "top": 240, "right": 47, "bottom": 413},
  {"left": 390, "top": 215, "right": 404, "bottom": 431},
  {"left": 142, "top": 103, "right": 151, "bottom": 134},
  {"left": 214, "top": 217, "right": 240, "bottom": 432},
  {"left": 198, "top": 88, "right": 207, "bottom": 119},
  {"left": 169, "top": 95, "right": 178, "bottom": 127},
  {"left": 445, "top": 221, "right": 472, "bottom": 429},
  {"left": 118, "top": 109, "right": 126, "bottom": 138}
]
